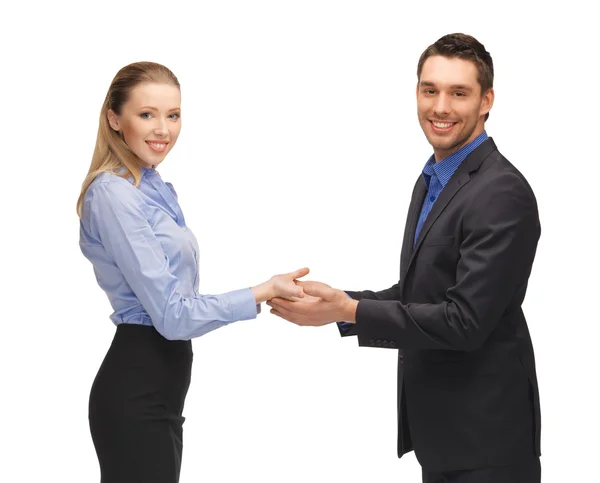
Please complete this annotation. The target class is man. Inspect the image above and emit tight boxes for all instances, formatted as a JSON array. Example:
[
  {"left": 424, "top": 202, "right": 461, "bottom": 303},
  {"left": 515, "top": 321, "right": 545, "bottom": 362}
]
[{"left": 268, "top": 33, "right": 542, "bottom": 482}]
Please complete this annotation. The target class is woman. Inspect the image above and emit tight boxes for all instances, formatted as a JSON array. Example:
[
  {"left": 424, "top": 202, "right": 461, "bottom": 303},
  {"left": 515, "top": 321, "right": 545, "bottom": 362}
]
[{"left": 77, "top": 61, "right": 307, "bottom": 482}]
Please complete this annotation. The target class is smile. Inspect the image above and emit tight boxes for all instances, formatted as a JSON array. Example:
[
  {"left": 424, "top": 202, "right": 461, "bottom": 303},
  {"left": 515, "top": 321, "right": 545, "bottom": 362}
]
[
  {"left": 430, "top": 120, "right": 457, "bottom": 132},
  {"left": 146, "top": 141, "right": 168, "bottom": 152}
]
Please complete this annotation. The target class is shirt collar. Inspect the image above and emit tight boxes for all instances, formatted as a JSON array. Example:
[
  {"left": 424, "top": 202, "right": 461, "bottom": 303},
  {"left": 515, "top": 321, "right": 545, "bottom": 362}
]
[
  {"left": 140, "top": 166, "right": 157, "bottom": 179},
  {"left": 113, "top": 165, "right": 156, "bottom": 184},
  {"left": 422, "top": 130, "right": 488, "bottom": 188}
]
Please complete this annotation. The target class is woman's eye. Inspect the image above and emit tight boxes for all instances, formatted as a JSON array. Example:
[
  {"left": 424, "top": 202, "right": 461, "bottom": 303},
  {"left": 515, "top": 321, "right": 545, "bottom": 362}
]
[
  {"left": 140, "top": 112, "right": 152, "bottom": 119},
  {"left": 169, "top": 113, "right": 180, "bottom": 120}
]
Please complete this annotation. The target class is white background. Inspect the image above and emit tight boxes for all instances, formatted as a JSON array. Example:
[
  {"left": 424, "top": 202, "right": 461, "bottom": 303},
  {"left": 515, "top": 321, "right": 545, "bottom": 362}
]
[{"left": 2, "top": 1, "right": 597, "bottom": 481}]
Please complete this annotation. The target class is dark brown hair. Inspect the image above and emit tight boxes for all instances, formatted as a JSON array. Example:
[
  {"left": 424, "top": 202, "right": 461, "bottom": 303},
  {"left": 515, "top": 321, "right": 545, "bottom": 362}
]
[{"left": 417, "top": 33, "right": 494, "bottom": 121}]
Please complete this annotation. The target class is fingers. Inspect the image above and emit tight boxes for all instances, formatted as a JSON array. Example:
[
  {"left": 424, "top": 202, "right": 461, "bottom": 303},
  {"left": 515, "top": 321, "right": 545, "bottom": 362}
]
[
  {"left": 292, "top": 267, "right": 310, "bottom": 280},
  {"left": 268, "top": 302, "right": 292, "bottom": 318},
  {"left": 278, "top": 287, "right": 304, "bottom": 301},
  {"left": 295, "top": 281, "right": 329, "bottom": 299},
  {"left": 286, "top": 283, "right": 305, "bottom": 299},
  {"left": 291, "top": 292, "right": 321, "bottom": 302},
  {"left": 268, "top": 304, "right": 302, "bottom": 325},
  {"left": 267, "top": 299, "right": 312, "bottom": 321},
  {"left": 291, "top": 285, "right": 305, "bottom": 299},
  {"left": 267, "top": 299, "right": 294, "bottom": 311}
]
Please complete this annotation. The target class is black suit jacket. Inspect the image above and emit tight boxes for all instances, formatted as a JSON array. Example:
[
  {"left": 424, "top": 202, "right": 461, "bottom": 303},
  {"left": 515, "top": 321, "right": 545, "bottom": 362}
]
[{"left": 342, "top": 138, "right": 541, "bottom": 472}]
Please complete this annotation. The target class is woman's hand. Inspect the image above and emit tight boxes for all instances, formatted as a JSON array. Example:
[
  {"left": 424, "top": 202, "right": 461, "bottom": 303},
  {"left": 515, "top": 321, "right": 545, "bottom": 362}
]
[
  {"left": 271, "top": 267, "right": 310, "bottom": 300},
  {"left": 251, "top": 267, "right": 309, "bottom": 304}
]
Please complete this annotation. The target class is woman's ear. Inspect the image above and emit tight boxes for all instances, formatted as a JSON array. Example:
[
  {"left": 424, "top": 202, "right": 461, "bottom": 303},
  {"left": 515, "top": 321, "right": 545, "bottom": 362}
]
[{"left": 107, "top": 109, "right": 120, "bottom": 131}]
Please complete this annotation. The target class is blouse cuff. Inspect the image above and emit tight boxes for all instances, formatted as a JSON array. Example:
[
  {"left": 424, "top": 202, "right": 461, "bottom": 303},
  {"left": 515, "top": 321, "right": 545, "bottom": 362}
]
[{"left": 227, "top": 288, "right": 259, "bottom": 322}]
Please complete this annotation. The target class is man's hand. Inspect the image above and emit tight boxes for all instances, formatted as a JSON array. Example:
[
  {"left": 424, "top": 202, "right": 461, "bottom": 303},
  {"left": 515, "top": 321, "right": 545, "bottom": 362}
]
[{"left": 267, "top": 280, "right": 358, "bottom": 326}]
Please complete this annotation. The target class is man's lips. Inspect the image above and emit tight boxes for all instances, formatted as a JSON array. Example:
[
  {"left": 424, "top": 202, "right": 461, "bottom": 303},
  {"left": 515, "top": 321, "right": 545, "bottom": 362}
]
[{"left": 429, "top": 120, "right": 457, "bottom": 133}]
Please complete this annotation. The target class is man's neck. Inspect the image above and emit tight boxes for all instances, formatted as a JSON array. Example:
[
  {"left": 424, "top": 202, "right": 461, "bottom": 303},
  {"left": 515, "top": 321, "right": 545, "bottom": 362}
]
[{"left": 433, "top": 125, "right": 486, "bottom": 163}]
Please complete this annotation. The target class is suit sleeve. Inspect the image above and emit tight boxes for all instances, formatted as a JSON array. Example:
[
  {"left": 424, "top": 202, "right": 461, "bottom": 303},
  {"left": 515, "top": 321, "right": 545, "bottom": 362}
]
[
  {"left": 336, "top": 285, "right": 402, "bottom": 337},
  {"left": 354, "top": 174, "right": 540, "bottom": 351}
]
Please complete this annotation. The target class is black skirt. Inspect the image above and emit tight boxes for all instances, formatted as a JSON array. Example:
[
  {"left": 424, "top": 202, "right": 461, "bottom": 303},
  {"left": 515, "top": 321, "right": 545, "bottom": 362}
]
[{"left": 89, "top": 324, "right": 193, "bottom": 483}]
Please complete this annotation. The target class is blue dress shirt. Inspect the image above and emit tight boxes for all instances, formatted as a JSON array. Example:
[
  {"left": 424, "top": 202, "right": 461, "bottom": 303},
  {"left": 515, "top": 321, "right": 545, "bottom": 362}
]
[
  {"left": 414, "top": 131, "right": 488, "bottom": 244},
  {"left": 79, "top": 168, "right": 258, "bottom": 340}
]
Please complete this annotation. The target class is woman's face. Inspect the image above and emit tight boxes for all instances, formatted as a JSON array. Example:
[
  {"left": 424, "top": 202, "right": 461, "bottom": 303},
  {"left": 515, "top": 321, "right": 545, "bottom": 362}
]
[{"left": 108, "top": 82, "right": 181, "bottom": 168}]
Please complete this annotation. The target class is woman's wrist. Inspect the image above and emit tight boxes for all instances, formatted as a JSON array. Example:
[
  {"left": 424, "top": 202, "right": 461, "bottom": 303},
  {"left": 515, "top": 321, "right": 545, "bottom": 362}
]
[{"left": 251, "top": 280, "right": 275, "bottom": 304}]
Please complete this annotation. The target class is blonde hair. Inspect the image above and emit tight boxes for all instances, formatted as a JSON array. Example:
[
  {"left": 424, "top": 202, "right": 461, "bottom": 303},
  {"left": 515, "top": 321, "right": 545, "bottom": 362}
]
[{"left": 76, "top": 61, "right": 180, "bottom": 217}]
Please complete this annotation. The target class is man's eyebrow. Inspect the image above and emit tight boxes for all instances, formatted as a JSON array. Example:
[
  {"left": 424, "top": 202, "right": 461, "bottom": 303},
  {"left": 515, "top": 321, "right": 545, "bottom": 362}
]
[
  {"left": 419, "top": 81, "right": 474, "bottom": 91},
  {"left": 449, "top": 84, "right": 473, "bottom": 91}
]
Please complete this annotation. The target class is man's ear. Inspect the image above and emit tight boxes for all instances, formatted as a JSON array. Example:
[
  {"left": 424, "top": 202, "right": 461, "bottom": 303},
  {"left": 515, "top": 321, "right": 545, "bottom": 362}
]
[
  {"left": 107, "top": 109, "right": 121, "bottom": 131},
  {"left": 481, "top": 88, "right": 494, "bottom": 118}
]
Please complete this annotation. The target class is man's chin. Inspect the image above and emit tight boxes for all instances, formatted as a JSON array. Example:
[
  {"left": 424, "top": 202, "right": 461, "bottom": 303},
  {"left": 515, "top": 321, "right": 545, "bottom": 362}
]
[
  {"left": 432, "top": 142, "right": 458, "bottom": 151},
  {"left": 428, "top": 139, "right": 459, "bottom": 152}
]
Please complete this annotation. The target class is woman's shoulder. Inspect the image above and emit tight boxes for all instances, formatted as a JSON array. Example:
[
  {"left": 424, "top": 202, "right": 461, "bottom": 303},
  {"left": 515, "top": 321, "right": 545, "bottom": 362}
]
[
  {"left": 83, "top": 172, "right": 144, "bottom": 219},
  {"left": 87, "top": 172, "right": 139, "bottom": 197}
]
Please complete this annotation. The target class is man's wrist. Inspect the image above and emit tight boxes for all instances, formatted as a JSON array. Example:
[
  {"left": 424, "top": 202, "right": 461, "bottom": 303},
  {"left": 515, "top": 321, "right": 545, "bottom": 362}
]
[{"left": 341, "top": 294, "right": 358, "bottom": 323}]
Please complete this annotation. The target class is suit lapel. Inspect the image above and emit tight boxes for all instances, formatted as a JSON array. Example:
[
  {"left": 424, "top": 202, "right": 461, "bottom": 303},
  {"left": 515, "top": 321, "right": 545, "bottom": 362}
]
[
  {"left": 399, "top": 177, "right": 426, "bottom": 282},
  {"left": 403, "top": 138, "right": 498, "bottom": 279},
  {"left": 411, "top": 169, "right": 470, "bottom": 255}
]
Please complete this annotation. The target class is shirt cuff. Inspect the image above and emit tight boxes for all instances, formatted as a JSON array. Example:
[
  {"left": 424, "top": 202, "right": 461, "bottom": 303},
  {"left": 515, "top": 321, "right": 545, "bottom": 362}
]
[{"left": 227, "top": 288, "right": 259, "bottom": 322}]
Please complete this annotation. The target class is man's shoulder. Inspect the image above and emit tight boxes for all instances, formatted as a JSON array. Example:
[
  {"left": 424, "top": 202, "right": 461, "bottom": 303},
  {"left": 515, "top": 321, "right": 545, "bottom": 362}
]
[
  {"left": 468, "top": 148, "right": 539, "bottom": 215},
  {"left": 477, "top": 144, "right": 532, "bottom": 186}
]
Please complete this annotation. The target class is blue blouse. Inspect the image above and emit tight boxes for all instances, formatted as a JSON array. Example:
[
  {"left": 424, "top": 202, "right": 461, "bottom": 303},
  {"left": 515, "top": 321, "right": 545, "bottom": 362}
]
[{"left": 79, "top": 167, "right": 258, "bottom": 340}]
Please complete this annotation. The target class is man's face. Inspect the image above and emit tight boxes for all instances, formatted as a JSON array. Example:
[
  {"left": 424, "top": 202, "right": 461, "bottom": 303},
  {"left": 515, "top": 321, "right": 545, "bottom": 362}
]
[{"left": 417, "top": 55, "right": 493, "bottom": 161}]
